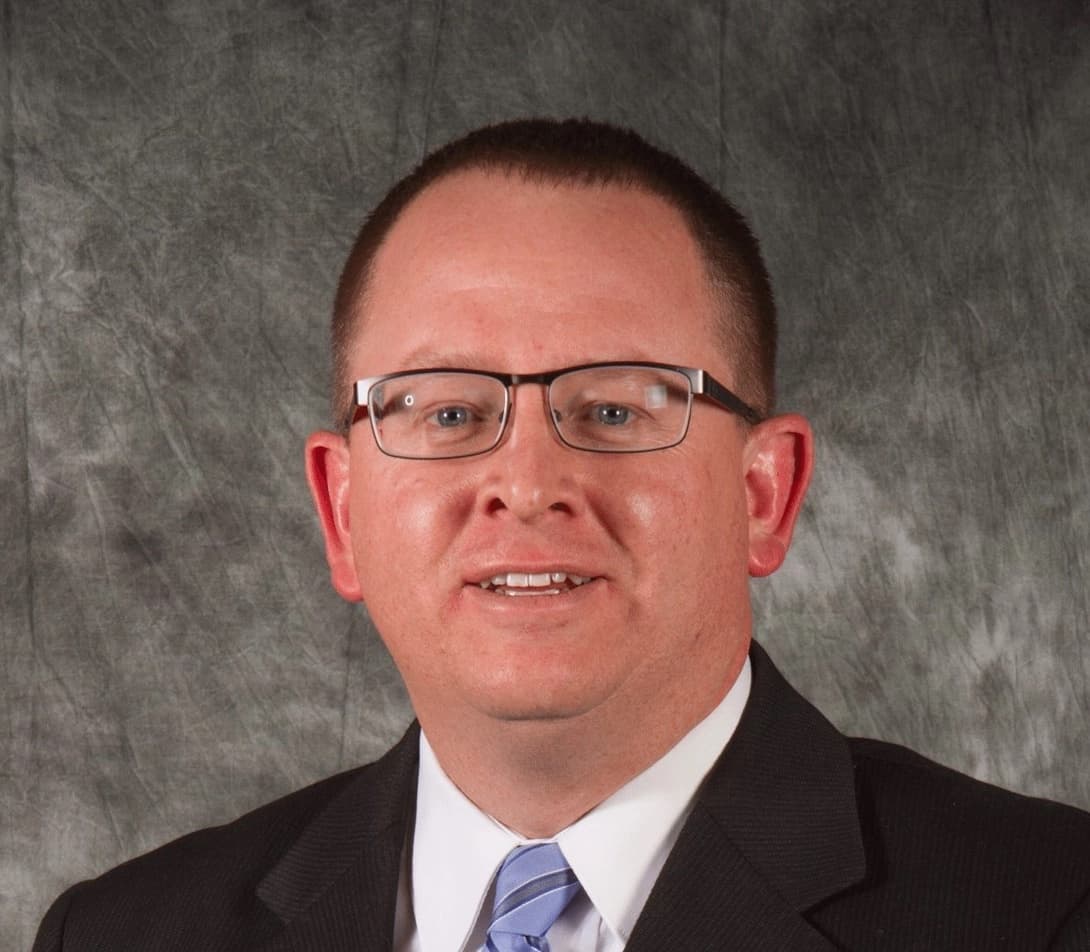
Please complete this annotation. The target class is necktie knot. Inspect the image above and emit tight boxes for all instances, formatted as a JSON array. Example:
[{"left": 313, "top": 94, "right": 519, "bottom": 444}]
[{"left": 485, "top": 843, "right": 581, "bottom": 952}]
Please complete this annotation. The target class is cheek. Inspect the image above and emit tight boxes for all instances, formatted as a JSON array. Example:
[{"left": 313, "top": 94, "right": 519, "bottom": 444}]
[
  {"left": 617, "top": 485, "right": 661, "bottom": 530},
  {"left": 617, "top": 446, "right": 736, "bottom": 536},
  {"left": 617, "top": 457, "right": 749, "bottom": 591},
  {"left": 615, "top": 474, "right": 705, "bottom": 588},
  {"left": 390, "top": 481, "right": 458, "bottom": 539},
  {"left": 351, "top": 469, "right": 475, "bottom": 577}
]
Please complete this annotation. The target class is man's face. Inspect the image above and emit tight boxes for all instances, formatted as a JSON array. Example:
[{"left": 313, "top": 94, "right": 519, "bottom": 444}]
[{"left": 309, "top": 170, "right": 803, "bottom": 740}]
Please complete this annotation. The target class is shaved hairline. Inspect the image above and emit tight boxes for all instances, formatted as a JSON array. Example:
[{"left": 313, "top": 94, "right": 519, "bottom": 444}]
[{"left": 330, "top": 120, "right": 776, "bottom": 430}]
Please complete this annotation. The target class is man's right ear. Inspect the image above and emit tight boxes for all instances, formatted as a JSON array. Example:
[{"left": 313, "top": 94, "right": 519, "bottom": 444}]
[{"left": 305, "top": 431, "right": 364, "bottom": 602}]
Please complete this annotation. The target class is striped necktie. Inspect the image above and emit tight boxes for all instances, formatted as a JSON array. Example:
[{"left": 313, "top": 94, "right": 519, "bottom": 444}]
[{"left": 484, "top": 843, "right": 581, "bottom": 952}]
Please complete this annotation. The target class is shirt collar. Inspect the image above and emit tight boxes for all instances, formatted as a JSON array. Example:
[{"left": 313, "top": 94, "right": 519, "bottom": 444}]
[
  {"left": 412, "top": 735, "right": 516, "bottom": 952},
  {"left": 411, "top": 657, "right": 752, "bottom": 951},
  {"left": 557, "top": 657, "right": 751, "bottom": 941}
]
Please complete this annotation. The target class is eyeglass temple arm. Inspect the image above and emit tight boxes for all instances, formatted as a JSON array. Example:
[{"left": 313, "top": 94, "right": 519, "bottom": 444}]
[
  {"left": 693, "top": 370, "right": 764, "bottom": 425},
  {"left": 340, "top": 377, "right": 382, "bottom": 432}
]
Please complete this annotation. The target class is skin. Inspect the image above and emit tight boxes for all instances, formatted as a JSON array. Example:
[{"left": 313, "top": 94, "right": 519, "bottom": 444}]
[{"left": 307, "top": 170, "right": 813, "bottom": 836}]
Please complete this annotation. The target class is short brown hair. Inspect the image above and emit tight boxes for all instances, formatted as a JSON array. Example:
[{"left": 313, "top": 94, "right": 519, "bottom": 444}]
[{"left": 331, "top": 118, "right": 776, "bottom": 428}]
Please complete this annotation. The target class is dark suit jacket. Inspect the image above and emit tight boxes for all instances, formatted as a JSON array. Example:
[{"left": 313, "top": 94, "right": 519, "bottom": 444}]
[{"left": 34, "top": 643, "right": 1090, "bottom": 951}]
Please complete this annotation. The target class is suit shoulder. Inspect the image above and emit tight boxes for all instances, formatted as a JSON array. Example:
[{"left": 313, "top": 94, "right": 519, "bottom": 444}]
[
  {"left": 846, "top": 734, "right": 1090, "bottom": 885},
  {"left": 35, "top": 731, "right": 419, "bottom": 951},
  {"left": 803, "top": 736, "right": 1090, "bottom": 947},
  {"left": 117, "top": 761, "right": 367, "bottom": 876},
  {"left": 65, "top": 765, "right": 363, "bottom": 911},
  {"left": 848, "top": 735, "right": 1090, "bottom": 834}
]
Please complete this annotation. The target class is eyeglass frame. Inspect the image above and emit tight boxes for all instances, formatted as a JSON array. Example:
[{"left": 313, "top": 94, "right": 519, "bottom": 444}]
[{"left": 344, "top": 360, "right": 764, "bottom": 458}]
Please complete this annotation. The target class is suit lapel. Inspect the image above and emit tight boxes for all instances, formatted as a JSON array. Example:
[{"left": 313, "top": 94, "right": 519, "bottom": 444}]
[
  {"left": 625, "top": 808, "right": 844, "bottom": 951},
  {"left": 246, "top": 644, "right": 864, "bottom": 951},
  {"left": 627, "top": 643, "right": 867, "bottom": 952},
  {"left": 255, "top": 724, "right": 420, "bottom": 952}
]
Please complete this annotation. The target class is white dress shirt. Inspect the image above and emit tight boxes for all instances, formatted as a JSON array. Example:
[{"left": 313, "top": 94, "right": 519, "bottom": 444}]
[{"left": 393, "top": 657, "right": 751, "bottom": 951}]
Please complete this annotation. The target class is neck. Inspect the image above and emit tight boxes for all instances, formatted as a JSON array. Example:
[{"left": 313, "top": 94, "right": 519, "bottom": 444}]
[{"left": 416, "top": 649, "right": 747, "bottom": 838}]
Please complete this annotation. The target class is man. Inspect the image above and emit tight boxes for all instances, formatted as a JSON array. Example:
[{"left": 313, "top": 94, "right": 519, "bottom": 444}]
[{"left": 35, "top": 119, "right": 1090, "bottom": 951}]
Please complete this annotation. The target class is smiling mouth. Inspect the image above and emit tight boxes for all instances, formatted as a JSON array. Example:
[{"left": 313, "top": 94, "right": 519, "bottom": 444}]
[{"left": 476, "top": 571, "right": 594, "bottom": 597}]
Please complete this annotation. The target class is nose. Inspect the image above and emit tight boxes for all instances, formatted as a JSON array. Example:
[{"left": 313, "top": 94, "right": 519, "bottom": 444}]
[{"left": 480, "top": 384, "right": 578, "bottom": 522}]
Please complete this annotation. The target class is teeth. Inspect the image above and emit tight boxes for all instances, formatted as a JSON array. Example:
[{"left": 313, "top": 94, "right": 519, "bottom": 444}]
[{"left": 479, "top": 571, "right": 592, "bottom": 590}]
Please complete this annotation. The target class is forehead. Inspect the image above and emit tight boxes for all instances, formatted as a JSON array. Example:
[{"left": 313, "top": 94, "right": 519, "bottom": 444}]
[{"left": 353, "top": 170, "right": 725, "bottom": 376}]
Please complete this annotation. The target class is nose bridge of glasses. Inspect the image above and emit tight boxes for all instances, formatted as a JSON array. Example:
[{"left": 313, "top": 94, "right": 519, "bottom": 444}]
[
  {"left": 352, "top": 365, "right": 736, "bottom": 458},
  {"left": 501, "top": 373, "right": 564, "bottom": 442}
]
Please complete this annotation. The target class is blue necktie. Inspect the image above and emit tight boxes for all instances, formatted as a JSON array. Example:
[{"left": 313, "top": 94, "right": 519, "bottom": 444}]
[{"left": 485, "top": 843, "right": 581, "bottom": 952}]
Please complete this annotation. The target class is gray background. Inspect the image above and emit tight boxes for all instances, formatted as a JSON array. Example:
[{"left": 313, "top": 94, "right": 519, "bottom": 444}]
[{"left": 3, "top": 0, "right": 1089, "bottom": 947}]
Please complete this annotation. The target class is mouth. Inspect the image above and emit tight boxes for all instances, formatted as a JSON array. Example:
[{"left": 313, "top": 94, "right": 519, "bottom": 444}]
[{"left": 473, "top": 571, "right": 596, "bottom": 597}]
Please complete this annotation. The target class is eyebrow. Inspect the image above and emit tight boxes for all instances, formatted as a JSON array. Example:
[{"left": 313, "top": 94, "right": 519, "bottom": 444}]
[
  {"left": 393, "top": 346, "right": 663, "bottom": 373},
  {"left": 396, "top": 346, "right": 498, "bottom": 370}
]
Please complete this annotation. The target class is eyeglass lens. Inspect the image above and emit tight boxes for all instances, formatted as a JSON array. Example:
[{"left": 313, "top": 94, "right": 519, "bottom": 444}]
[
  {"left": 368, "top": 366, "right": 693, "bottom": 459},
  {"left": 550, "top": 366, "right": 691, "bottom": 451},
  {"left": 371, "top": 372, "right": 507, "bottom": 459}
]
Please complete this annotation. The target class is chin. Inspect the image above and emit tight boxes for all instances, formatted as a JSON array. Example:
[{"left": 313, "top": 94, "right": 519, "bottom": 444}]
[
  {"left": 479, "top": 696, "right": 595, "bottom": 723},
  {"left": 466, "top": 672, "right": 609, "bottom": 724}
]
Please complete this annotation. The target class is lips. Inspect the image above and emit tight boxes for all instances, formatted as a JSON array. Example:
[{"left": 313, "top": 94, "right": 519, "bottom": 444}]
[{"left": 474, "top": 571, "right": 595, "bottom": 596}]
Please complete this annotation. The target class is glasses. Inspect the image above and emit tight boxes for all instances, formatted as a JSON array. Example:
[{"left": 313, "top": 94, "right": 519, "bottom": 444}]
[{"left": 346, "top": 361, "right": 762, "bottom": 460}]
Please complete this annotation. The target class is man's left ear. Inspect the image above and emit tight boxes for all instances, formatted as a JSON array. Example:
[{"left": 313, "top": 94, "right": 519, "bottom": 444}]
[{"left": 742, "top": 412, "right": 814, "bottom": 578}]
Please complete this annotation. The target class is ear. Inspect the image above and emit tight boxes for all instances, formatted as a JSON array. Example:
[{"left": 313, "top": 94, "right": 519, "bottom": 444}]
[
  {"left": 305, "top": 430, "right": 364, "bottom": 602},
  {"left": 742, "top": 413, "right": 814, "bottom": 578}
]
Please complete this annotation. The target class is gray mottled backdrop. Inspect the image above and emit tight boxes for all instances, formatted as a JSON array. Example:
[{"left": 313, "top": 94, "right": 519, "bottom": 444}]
[{"left": 3, "top": 0, "right": 1089, "bottom": 947}]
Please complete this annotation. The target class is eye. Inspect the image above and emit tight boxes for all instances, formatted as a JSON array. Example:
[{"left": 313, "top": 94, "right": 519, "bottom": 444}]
[
  {"left": 432, "top": 405, "right": 472, "bottom": 427},
  {"left": 594, "top": 404, "right": 632, "bottom": 426}
]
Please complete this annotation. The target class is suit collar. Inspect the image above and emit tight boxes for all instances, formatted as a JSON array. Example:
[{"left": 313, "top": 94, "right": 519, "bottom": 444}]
[
  {"left": 251, "top": 643, "right": 865, "bottom": 951},
  {"left": 255, "top": 723, "right": 420, "bottom": 950},
  {"left": 626, "top": 641, "right": 866, "bottom": 951}
]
